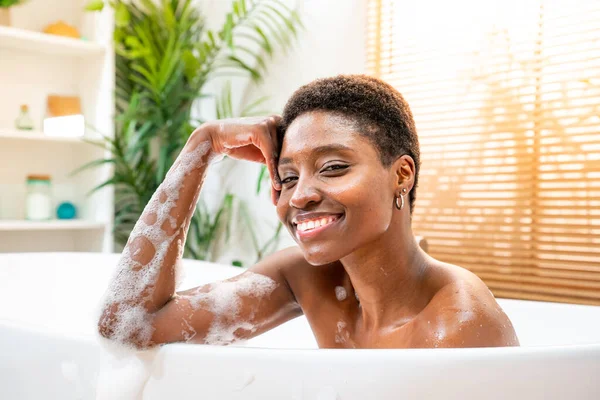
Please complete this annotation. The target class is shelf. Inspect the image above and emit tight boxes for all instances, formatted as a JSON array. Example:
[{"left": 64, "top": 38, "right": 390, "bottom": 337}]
[
  {"left": 0, "top": 128, "right": 94, "bottom": 144},
  {"left": 0, "top": 220, "right": 106, "bottom": 232},
  {"left": 0, "top": 26, "right": 105, "bottom": 57}
]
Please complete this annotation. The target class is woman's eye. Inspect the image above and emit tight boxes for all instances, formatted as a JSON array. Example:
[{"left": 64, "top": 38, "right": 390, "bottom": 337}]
[
  {"left": 322, "top": 164, "right": 348, "bottom": 173},
  {"left": 281, "top": 176, "right": 297, "bottom": 185}
]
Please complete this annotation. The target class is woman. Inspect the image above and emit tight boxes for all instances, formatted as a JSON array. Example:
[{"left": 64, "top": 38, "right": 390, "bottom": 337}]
[{"left": 99, "top": 75, "right": 519, "bottom": 349}]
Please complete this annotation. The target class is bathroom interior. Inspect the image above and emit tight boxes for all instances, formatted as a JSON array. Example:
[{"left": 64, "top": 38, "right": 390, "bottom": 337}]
[{"left": 0, "top": 0, "right": 599, "bottom": 399}]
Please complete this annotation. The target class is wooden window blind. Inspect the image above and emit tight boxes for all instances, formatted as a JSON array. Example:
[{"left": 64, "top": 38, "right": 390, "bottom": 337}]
[{"left": 367, "top": 0, "right": 600, "bottom": 305}]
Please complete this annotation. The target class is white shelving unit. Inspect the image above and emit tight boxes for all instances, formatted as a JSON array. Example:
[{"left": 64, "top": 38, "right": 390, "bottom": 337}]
[
  {"left": 0, "top": 220, "right": 106, "bottom": 231},
  {"left": 0, "top": 128, "right": 89, "bottom": 143},
  {"left": 0, "top": 25, "right": 106, "bottom": 56},
  {"left": 0, "top": 0, "right": 114, "bottom": 253}
]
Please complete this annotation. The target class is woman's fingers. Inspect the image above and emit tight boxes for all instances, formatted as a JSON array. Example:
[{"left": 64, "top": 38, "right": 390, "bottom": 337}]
[
  {"left": 270, "top": 185, "right": 281, "bottom": 206},
  {"left": 266, "top": 115, "right": 282, "bottom": 191},
  {"left": 226, "top": 144, "right": 266, "bottom": 164},
  {"left": 268, "top": 116, "right": 283, "bottom": 205},
  {"left": 202, "top": 116, "right": 283, "bottom": 205},
  {"left": 251, "top": 118, "right": 281, "bottom": 193}
]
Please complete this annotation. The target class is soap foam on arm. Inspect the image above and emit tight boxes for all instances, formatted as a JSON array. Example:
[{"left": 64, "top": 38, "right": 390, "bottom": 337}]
[
  {"left": 150, "top": 271, "right": 278, "bottom": 345},
  {"left": 97, "top": 127, "right": 302, "bottom": 349},
  {"left": 149, "top": 250, "right": 305, "bottom": 346},
  {"left": 98, "top": 131, "right": 216, "bottom": 348}
]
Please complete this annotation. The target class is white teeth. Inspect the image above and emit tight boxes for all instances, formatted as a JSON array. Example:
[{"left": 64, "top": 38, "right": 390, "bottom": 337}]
[{"left": 296, "top": 216, "right": 338, "bottom": 232}]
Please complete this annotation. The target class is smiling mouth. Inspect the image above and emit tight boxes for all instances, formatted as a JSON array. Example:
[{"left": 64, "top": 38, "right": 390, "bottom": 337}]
[{"left": 293, "top": 214, "right": 343, "bottom": 238}]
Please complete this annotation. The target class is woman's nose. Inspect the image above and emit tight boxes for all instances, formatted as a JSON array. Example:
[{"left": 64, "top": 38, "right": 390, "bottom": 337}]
[{"left": 289, "top": 178, "right": 321, "bottom": 209}]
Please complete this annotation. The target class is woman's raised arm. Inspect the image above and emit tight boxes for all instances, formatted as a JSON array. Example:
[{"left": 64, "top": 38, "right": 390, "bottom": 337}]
[{"left": 97, "top": 116, "right": 301, "bottom": 348}]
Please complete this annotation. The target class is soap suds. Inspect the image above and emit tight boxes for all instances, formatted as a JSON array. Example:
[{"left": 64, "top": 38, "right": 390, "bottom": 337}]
[
  {"left": 188, "top": 272, "right": 277, "bottom": 345},
  {"left": 334, "top": 286, "right": 347, "bottom": 301},
  {"left": 95, "top": 341, "right": 158, "bottom": 400},
  {"left": 181, "top": 317, "right": 197, "bottom": 342},
  {"left": 334, "top": 320, "right": 350, "bottom": 345},
  {"left": 100, "top": 142, "right": 210, "bottom": 347}
]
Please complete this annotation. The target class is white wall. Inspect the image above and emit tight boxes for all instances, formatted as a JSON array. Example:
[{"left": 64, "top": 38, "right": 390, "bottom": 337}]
[{"left": 198, "top": 0, "right": 367, "bottom": 266}]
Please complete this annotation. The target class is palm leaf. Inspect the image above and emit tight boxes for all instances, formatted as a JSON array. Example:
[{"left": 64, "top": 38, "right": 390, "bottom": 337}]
[
  {"left": 83, "top": 0, "right": 301, "bottom": 258},
  {"left": 256, "top": 165, "right": 268, "bottom": 194},
  {"left": 70, "top": 158, "right": 116, "bottom": 177},
  {"left": 241, "top": 95, "right": 270, "bottom": 116}
]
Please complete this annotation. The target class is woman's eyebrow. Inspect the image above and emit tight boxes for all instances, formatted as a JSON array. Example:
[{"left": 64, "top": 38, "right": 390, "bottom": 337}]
[{"left": 278, "top": 143, "right": 354, "bottom": 166}]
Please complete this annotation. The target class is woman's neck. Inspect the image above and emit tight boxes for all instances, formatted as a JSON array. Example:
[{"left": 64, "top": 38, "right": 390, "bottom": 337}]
[{"left": 340, "top": 221, "right": 429, "bottom": 332}]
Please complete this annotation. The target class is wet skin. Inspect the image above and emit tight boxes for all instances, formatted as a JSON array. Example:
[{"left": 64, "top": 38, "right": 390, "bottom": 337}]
[{"left": 99, "top": 112, "right": 519, "bottom": 349}]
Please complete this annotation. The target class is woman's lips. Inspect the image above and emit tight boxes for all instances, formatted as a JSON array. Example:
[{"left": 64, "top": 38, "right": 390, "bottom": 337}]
[{"left": 294, "top": 214, "right": 343, "bottom": 240}]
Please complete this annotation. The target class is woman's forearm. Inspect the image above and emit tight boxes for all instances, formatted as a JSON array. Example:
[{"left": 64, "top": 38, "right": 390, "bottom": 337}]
[{"left": 98, "top": 128, "right": 216, "bottom": 346}]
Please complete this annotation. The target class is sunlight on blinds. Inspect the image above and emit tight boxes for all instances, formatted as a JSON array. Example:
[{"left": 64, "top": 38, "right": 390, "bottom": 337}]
[{"left": 367, "top": 0, "right": 600, "bottom": 305}]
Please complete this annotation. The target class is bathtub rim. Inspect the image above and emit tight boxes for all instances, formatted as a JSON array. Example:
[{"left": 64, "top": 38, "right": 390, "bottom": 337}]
[{"left": 2, "top": 317, "right": 600, "bottom": 357}]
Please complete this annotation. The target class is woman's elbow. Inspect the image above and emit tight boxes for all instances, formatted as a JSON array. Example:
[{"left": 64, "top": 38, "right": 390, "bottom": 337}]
[
  {"left": 96, "top": 304, "right": 154, "bottom": 350},
  {"left": 97, "top": 306, "right": 128, "bottom": 345}
]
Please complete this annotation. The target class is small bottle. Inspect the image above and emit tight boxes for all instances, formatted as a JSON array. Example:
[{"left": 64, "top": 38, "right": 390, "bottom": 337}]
[
  {"left": 26, "top": 175, "right": 53, "bottom": 221},
  {"left": 16, "top": 105, "right": 35, "bottom": 131}
]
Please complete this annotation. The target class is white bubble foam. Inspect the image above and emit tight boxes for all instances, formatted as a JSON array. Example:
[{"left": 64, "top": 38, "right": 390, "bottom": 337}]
[
  {"left": 188, "top": 272, "right": 277, "bottom": 345},
  {"left": 335, "top": 286, "right": 347, "bottom": 301},
  {"left": 101, "top": 141, "right": 211, "bottom": 346},
  {"left": 95, "top": 341, "right": 158, "bottom": 400},
  {"left": 181, "top": 317, "right": 197, "bottom": 342},
  {"left": 334, "top": 320, "right": 349, "bottom": 344}
]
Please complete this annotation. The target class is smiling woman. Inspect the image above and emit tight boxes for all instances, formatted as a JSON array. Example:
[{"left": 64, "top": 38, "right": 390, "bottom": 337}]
[{"left": 98, "top": 74, "right": 519, "bottom": 350}]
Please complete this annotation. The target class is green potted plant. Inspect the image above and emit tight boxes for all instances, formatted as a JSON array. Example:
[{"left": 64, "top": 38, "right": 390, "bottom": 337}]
[
  {"left": 0, "top": 0, "right": 26, "bottom": 26},
  {"left": 81, "top": 0, "right": 301, "bottom": 263}
]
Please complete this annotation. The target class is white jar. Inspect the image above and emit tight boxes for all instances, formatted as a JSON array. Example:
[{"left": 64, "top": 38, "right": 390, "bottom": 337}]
[{"left": 26, "top": 175, "right": 53, "bottom": 220}]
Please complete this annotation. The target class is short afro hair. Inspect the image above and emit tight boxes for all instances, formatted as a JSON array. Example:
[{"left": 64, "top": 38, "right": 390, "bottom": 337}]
[{"left": 280, "top": 74, "right": 421, "bottom": 212}]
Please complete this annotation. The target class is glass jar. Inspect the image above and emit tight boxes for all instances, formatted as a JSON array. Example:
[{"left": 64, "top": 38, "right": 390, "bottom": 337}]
[
  {"left": 26, "top": 175, "right": 53, "bottom": 221},
  {"left": 16, "top": 105, "right": 35, "bottom": 131}
]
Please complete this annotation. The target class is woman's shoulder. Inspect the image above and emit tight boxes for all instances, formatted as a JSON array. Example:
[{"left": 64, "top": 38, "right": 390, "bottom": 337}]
[
  {"left": 418, "top": 259, "right": 519, "bottom": 347},
  {"left": 424, "top": 257, "right": 492, "bottom": 297}
]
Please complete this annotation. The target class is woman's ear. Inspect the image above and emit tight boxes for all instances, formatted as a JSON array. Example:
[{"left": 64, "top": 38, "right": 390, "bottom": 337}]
[{"left": 394, "top": 155, "right": 416, "bottom": 191}]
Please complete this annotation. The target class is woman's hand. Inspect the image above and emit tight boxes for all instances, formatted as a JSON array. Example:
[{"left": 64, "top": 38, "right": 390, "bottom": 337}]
[{"left": 197, "top": 116, "right": 283, "bottom": 205}]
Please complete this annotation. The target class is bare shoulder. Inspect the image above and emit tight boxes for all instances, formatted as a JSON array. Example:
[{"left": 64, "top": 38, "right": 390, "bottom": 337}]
[{"left": 414, "top": 261, "right": 520, "bottom": 348}]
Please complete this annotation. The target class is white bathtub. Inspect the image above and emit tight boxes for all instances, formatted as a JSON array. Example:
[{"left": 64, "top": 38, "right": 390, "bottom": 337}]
[{"left": 0, "top": 253, "right": 599, "bottom": 400}]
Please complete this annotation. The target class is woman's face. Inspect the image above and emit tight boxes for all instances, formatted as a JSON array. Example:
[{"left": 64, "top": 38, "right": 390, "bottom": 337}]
[{"left": 276, "top": 111, "right": 398, "bottom": 265}]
